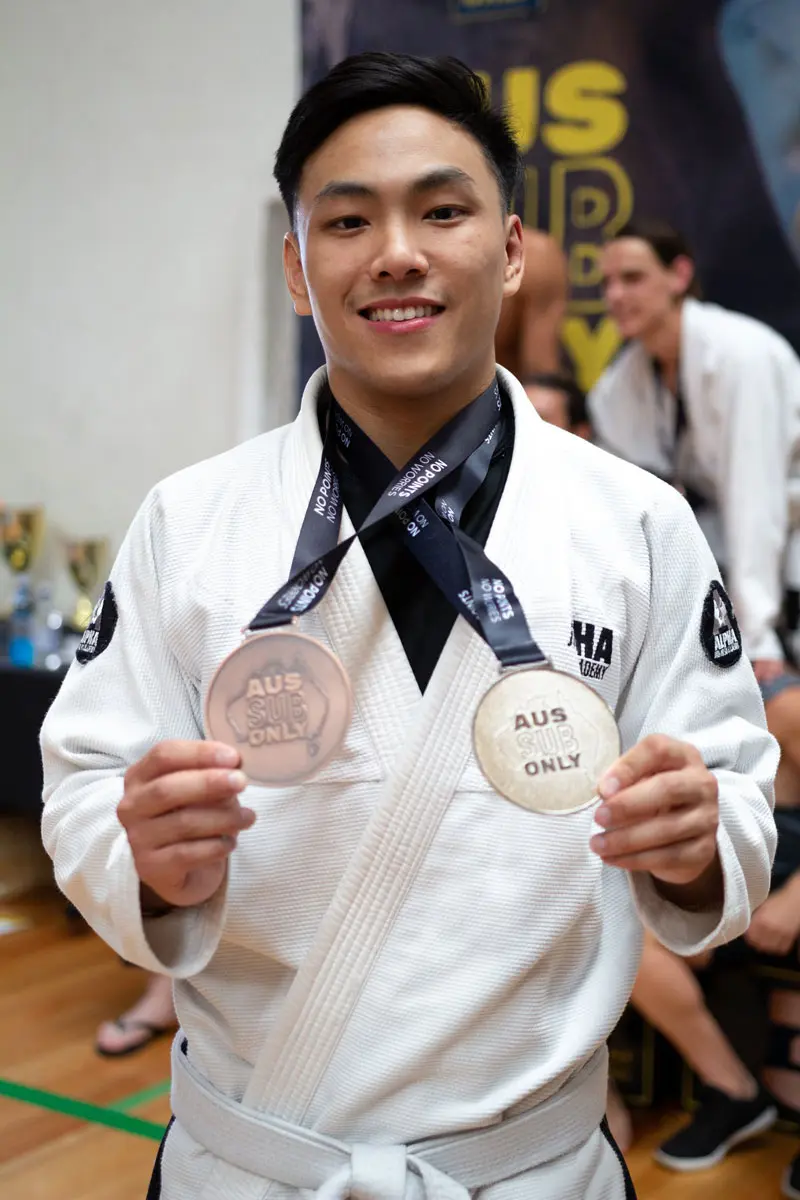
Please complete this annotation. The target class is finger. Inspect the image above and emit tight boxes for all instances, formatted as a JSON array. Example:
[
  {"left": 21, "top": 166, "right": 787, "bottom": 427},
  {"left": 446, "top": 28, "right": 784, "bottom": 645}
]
[
  {"left": 120, "top": 767, "right": 249, "bottom": 821},
  {"left": 593, "top": 834, "right": 716, "bottom": 877},
  {"left": 591, "top": 805, "right": 715, "bottom": 860},
  {"left": 134, "top": 802, "right": 256, "bottom": 852},
  {"left": 598, "top": 734, "right": 701, "bottom": 801},
  {"left": 595, "top": 768, "right": 717, "bottom": 830},
  {"left": 144, "top": 837, "right": 239, "bottom": 878},
  {"left": 126, "top": 740, "right": 241, "bottom": 788}
]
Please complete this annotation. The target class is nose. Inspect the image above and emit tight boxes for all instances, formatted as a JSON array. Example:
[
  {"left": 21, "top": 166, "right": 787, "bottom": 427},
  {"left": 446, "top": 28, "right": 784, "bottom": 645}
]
[
  {"left": 370, "top": 218, "right": 429, "bottom": 281},
  {"left": 603, "top": 278, "right": 623, "bottom": 310}
]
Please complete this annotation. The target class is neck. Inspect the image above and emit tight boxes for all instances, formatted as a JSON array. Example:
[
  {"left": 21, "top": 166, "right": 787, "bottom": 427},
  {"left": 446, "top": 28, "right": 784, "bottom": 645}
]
[
  {"left": 641, "top": 302, "right": 683, "bottom": 372},
  {"left": 326, "top": 362, "right": 497, "bottom": 467}
]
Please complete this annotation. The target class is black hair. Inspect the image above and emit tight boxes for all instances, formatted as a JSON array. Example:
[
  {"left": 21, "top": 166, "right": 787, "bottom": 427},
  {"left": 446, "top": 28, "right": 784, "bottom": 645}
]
[
  {"left": 522, "top": 373, "right": 589, "bottom": 430},
  {"left": 610, "top": 217, "right": 703, "bottom": 299},
  {"left": 274, "top": 52, "right": 523, "bottom": 228}
]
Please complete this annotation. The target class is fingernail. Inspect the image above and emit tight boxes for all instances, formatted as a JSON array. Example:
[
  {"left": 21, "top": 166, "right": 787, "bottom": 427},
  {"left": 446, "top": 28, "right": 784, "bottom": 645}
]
[
  {"left": 590, "top": 834, "right": 606, "bottom": 853},
  {"left": 595, "top": 805, "right": 612, "bottom": 826},
  {"left": 241, "top": 807, "right": 257, "bottom": 826},
  {"left": 215, "top": 746, "right": 239, "bottom": 766},
  {"left": 227, "top": 770, "right": 248, "bottom": 791},
  {"left": 599, "top": 775, "right": 620, "bottom": 800}
]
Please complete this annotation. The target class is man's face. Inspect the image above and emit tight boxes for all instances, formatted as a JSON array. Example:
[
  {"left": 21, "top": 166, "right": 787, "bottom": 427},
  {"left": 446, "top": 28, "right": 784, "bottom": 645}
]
[
  {"left": 600, "top": 238, "right": 689, "bottom": 342},
  {"left": 285, "top": 105, "right": 523, "bottom": 401}
]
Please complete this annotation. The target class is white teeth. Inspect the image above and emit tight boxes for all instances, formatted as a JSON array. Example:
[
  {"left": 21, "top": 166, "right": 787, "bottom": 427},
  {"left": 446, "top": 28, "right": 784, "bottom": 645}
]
[{"left": 366, "top": 305, "right": 439, "bottom": 322}]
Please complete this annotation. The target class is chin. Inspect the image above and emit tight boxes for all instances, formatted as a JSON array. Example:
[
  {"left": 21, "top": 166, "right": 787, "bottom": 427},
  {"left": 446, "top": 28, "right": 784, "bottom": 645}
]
[
  {"left": 361, "top": 355, "right": 462, "bottom": 398},
  {"left": 614, "top": 315, "right": 644, "bottom": 342}
]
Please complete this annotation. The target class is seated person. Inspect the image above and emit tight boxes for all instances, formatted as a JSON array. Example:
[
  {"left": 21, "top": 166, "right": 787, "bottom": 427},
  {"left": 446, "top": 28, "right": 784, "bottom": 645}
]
[
  {"left": 589, "top": 217, "right": 800, "bottom": 805},
  {"left": 520, "top": 372, "right": 592, "bottom": 440},
  {"left": 495, "top": 226, "right": 568, "bottom": 381},
  {"left": 95, "top": 970, "right": 177, "bottom": 1057},
  {"left": 608, "top": 793, "right": 800, "bottom": 1193}
]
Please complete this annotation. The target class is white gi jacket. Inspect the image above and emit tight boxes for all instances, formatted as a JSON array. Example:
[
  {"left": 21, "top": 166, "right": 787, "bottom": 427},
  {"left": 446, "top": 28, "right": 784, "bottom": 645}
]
[
  {"left": 588, "top": 298, "right": 800, "bottom": 662},
  {"left": 41, "top": 368, "right": 777, "bottom": 1200}
]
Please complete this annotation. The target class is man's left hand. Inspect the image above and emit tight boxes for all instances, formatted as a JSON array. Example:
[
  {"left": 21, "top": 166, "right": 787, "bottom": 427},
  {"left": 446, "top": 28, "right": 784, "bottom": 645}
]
[{"left": 590, "top": 735, "right": 719, "bottom": 890}]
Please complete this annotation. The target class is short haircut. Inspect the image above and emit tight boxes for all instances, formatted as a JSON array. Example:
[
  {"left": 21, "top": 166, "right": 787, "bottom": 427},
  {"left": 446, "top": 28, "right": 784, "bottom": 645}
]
[
  {"left": 610, "top": 217, "right": 703, "bottom": 299},
  {"left": 274, "top": 52, "right": 523, "bottom": 228},
  {"left": 522, "top": 373, "right": 589, "bottom": 430}
]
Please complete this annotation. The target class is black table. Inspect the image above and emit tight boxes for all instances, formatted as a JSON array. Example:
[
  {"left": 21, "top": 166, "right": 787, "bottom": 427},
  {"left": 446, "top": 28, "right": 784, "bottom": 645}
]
[{"left": 0, "top": 663, "right": 67, "bottom": 817}]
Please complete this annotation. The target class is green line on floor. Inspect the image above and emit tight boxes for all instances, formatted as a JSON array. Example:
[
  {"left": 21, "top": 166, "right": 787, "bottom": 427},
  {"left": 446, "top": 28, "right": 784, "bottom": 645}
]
[
  {"left": 0, "top": 1077, "right": 165, "bottom": 1141},
  {"left": 112, "top": 1078, "right": 171, "bottom": 1111}
]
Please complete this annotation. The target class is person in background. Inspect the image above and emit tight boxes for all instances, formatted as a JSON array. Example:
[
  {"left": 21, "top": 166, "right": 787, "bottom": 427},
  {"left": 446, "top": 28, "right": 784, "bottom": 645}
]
[
  {"left": 589, "top": 218, "right": 800, "bottom": 798},
  {"left": 607, "top": 800, "right": 800, "bottom": 1188},
  {"left": 591, "top": 218, "right": 800, "bottom": 1187},
  {"left": 95, "top": 971, "right": 177, "bottom": 1057},
  {"left": 520, "top": 372, "right": 592, "bottom": 440},
  {"left": 495, "top": 226, "right": 568, "bottom": 387}
]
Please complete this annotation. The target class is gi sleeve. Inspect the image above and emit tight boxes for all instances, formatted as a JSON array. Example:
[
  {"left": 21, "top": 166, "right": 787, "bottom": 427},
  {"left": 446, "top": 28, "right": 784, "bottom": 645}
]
[
  {"left": 616, "top": 485, "right": 778, "bottom": 955},
  {"left": 40, "top": 488, "right": 228, "bottom": 977},
  {"left": 717, "top": 355, "right": 788, "bottom": 662}
]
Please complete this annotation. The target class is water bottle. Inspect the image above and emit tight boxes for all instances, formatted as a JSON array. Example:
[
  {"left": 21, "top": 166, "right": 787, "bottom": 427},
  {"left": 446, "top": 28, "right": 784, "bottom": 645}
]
[
  {"left": 8, "top": 576, "right": 35, "bottom": 668},
  {"left": 34, "top": 583, "right": 64, "bottom": 670}
]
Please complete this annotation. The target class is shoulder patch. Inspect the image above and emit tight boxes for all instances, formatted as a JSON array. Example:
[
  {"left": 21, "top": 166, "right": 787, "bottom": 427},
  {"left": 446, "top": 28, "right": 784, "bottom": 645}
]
[
  {"left": 76, "top": 581, "right": 118, "bottom": 664},
  {"left": 700, "top": 581, "right": 742, "bottom": 668}
]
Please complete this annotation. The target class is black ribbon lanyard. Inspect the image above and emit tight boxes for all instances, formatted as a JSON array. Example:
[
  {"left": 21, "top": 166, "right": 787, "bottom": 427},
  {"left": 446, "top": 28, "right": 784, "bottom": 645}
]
[{"left": 247, "top": 379, "right": 547, "bottom": 670}]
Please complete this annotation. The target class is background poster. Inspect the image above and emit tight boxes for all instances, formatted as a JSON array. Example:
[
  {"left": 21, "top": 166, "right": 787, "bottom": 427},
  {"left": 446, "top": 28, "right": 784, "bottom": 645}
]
[{"left": 301, "top": 0, "right": 800, "bottom": 391}]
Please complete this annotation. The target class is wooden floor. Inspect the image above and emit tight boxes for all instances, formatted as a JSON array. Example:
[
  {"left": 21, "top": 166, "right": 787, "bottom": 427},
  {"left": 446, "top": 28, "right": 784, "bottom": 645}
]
[{"left": 0, "top": 888, "right": 796, "bottom": 1199}]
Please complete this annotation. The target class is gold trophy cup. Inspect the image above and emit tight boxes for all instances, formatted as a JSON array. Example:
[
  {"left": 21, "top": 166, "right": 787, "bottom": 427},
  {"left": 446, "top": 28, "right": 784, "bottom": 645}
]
[
  {"left": 1, "top": 506, "right": 45, "bottom": 576},
  {"left": 66, "top": 539, "right": 109, "bottom": 631}
]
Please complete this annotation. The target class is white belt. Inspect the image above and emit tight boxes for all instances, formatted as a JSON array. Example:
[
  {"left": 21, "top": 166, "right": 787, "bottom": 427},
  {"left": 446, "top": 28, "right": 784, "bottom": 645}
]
[{"left": 170, "top": 1038, "right": 608, "bottom": 1200}]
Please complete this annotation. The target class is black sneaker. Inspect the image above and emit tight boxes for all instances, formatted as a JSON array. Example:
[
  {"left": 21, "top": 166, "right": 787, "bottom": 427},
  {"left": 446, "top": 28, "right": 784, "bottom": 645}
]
[
  {"left": 653, "top": 1086, "right": 777, "bottom": 1171},
  {"left": 783, "top": 1152, "right": 800, "bottom": 1199}
]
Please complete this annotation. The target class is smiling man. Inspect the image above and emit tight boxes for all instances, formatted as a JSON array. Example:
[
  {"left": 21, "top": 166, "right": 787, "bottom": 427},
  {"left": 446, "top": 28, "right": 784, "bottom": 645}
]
[{"left": 41, "top": 54, "right": 777, "bottom": 1200}]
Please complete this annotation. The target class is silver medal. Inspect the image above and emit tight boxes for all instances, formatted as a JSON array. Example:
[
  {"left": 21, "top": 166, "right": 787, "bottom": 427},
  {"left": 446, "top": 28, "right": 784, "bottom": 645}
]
[{"left": 473, "top": 667, "right": 620, "bottom": 814}]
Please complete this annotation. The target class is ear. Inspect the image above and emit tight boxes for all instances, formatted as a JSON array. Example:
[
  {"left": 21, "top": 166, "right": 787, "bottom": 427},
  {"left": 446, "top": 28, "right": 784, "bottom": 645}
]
[
  {"left": 283, "top": 233, "right": 312, "bottom": 317},
  {"left": 671, "top": 254, "right": 695, "bottom": 300},
  {"left": 502, "top": 213, "right": 525, "bottom": 301}
]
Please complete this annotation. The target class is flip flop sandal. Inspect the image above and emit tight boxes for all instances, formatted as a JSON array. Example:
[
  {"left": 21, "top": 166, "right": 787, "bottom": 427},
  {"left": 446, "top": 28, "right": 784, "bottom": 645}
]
[{"left": 95, "top": 1017, "right": 174, "bottom": 1058}]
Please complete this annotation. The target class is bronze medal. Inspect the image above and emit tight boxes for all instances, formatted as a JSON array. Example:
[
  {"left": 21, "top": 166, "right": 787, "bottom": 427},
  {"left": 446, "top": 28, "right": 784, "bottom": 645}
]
[{"left": 205, "top": 630, "right": 352, "bottom": 786}]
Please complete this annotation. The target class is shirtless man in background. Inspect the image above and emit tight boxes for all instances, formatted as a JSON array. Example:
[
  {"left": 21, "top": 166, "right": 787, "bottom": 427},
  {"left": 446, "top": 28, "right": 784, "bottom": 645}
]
[{"left": 495, "top": 226, "right": 568, "bottom": 377}]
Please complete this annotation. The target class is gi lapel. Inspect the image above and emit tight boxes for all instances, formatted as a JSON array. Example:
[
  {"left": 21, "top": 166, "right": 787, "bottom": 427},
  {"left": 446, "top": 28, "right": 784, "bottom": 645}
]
[
  {"left": 242, "top": 371, "right": 572, "bottom": 1126},
  {"left": 281, "top": 368, "right": 422, "bottom": 778}
]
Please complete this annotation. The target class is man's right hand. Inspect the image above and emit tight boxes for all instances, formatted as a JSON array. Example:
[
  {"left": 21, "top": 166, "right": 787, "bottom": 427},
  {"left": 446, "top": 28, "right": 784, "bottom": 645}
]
[{"left": 118, "top": 740, "right": 255, "bottom": 911}]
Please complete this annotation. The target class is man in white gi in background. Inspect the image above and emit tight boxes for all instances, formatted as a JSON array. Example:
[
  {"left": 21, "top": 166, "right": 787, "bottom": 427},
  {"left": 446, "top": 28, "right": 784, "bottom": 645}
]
[
  {"left": 589, "top": 220, "right": 800, "bottom": 808},
  {"left": 41, "top": 54, "right": 776, "bottom": 1200}
]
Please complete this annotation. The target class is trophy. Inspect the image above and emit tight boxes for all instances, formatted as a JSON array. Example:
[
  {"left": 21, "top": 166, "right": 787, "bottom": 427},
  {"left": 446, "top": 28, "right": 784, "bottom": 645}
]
[
  {"left": 1, "top": 506, "right": 44, "bottom": 576},
  {"left": 66, "top": 539, "right": 108, "bottom": 631}
]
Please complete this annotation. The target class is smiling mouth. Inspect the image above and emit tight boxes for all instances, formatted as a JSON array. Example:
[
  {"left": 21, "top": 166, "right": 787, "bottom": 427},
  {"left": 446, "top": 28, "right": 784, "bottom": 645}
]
[{"left": 358, "top": 304, "right": 445, "bottom": 323}]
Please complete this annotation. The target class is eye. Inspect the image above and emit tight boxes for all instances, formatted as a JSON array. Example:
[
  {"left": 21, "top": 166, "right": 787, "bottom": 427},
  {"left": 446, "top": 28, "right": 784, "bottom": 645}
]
[
  {"left": 426, "top": 206, "right": 467, "bottom": 222},
  {"left": 328, "top": 215, "right": 367, "bottom": 231}
]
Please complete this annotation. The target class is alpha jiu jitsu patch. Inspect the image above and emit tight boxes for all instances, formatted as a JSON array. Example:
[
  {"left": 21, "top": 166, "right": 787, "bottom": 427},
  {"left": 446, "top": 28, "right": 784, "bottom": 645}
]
[
  {"left": 76, "top": 581, "right": 118, "bottom": 664},
  {"left": 700, "top": 581, "right": 742, "bottom": 668}
]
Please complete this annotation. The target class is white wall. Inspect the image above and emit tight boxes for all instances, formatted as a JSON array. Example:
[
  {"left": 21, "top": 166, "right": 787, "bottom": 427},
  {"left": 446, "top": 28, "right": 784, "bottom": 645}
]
[{"left": 0, "top": 0, "right": 300, "bottom": 611}]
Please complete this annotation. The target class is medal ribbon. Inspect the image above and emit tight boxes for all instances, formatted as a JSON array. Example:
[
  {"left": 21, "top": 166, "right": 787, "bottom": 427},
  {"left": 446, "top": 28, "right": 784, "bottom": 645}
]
[{"left": 247, "top": 379, "right": 547, "bottom": 670}]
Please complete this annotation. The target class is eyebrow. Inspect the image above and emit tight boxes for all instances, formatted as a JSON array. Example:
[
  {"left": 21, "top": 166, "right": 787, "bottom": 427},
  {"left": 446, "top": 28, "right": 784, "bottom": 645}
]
[{"left": 312, "top": 166, "right": 479, "bottom": 206}]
